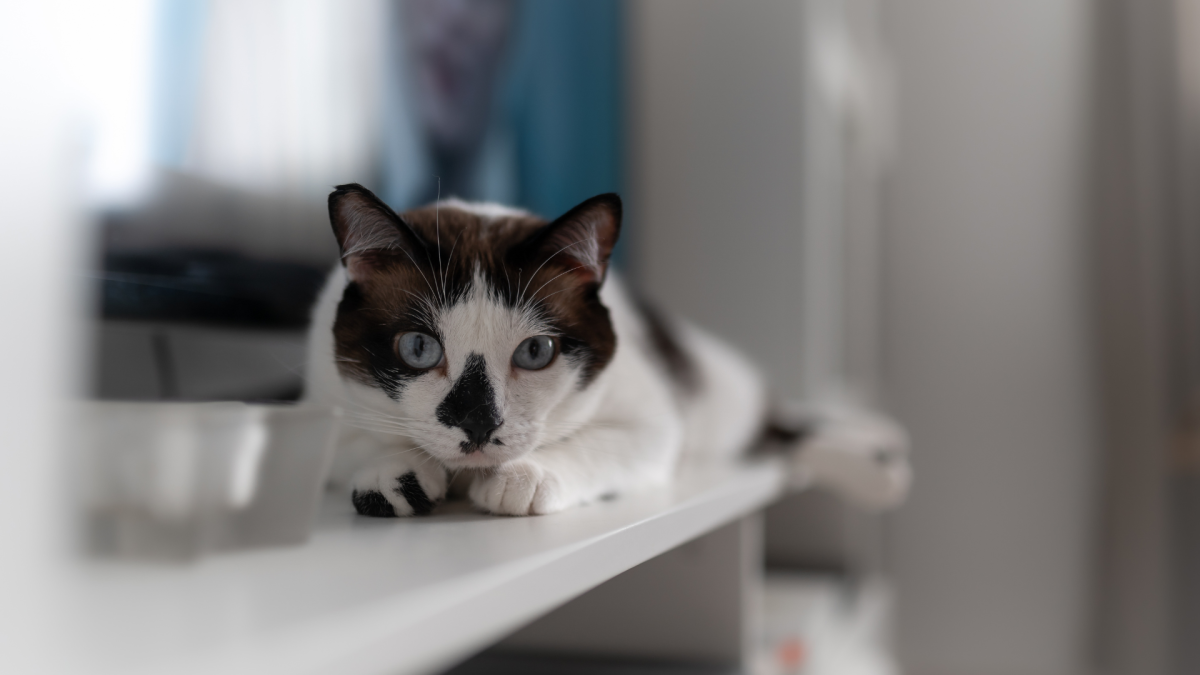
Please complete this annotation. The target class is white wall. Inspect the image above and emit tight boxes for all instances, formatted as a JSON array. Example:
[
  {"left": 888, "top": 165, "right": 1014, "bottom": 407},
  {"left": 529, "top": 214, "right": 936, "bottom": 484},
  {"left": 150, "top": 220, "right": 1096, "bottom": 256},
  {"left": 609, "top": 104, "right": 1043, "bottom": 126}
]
[
  {"left": 631, "top": 1, "right": 1101, "bottom": 673},
  {"left": 0, "top": 5, "right": 90, "bottom": 673},
  {"left": 628, "top": 0, "right": 810, "bottom": 399},
  {"left": 880, "top": 1, "right": 1098, "bottom": 674}
]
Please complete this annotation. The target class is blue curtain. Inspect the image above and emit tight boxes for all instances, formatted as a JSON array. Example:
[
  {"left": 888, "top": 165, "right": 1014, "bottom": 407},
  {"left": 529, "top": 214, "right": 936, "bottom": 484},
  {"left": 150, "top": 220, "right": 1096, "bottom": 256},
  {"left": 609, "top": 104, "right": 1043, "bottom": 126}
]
[
  {"left": 151, "top": 0, "right": 207, "bottom": 169},
  {"left": 507, "top": 0, "right": 624, "bottom": 220}
]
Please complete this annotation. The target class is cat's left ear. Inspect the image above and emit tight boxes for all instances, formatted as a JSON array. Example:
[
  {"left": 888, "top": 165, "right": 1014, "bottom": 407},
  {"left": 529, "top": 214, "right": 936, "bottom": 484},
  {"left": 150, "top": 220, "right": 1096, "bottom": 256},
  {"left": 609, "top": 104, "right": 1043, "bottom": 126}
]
[
  {"left": 328, "top": 183, "right": 428, "bottom": 282},
  {"left": 523, "top": 193, "right": 622, "bottom": 285}
]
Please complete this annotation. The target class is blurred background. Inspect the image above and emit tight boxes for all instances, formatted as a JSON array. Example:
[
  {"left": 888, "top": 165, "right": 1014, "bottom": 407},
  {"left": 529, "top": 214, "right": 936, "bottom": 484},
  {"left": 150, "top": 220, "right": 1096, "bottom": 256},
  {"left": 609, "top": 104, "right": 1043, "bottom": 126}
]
[
  {"left": 83, "top": 0, "right": 623, "bottom": 401},
  {"left": 2, "top": 0, "right": 1198, "bottom": 673}
]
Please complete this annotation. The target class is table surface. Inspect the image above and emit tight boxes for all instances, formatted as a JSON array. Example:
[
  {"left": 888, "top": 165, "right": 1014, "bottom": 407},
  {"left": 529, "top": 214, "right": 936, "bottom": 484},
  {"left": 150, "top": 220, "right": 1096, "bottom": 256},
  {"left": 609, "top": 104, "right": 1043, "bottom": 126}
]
[{"left": 65, "top": 460, "right": 786, "bottom": 675}]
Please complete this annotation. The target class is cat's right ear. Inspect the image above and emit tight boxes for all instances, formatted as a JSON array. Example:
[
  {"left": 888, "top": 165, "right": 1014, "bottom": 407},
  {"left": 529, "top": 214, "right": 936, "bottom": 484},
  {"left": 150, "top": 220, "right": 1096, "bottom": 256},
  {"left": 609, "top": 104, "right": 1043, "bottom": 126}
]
[{"left": 328, "top": 184, "right": 425, "bottom": 281}]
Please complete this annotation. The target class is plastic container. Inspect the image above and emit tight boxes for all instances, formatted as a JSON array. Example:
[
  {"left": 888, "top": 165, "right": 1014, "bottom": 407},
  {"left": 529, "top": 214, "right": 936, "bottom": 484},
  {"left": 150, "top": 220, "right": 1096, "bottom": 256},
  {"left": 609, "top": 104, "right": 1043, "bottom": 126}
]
[{"left": 79, "top": 401, "right": 340, "bottom": 560}]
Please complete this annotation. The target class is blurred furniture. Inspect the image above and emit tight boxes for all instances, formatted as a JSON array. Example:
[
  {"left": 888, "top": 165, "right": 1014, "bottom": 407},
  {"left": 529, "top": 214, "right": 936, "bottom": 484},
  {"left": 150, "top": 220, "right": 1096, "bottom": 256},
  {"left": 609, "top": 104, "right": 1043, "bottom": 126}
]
[
  {"left": 93, "top": 322, "right": 307, "bottom": 401},
  {"left": 91, "top": 171, "right": 332, "bottom": 403}
]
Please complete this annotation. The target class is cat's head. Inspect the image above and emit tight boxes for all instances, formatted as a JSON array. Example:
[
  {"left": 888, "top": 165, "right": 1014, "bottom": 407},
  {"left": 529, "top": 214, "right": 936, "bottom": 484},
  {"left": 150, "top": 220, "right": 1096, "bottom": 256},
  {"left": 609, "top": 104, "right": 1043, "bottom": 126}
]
[{"left": 327, "top": 184, "right": 621, "bottom": 470}]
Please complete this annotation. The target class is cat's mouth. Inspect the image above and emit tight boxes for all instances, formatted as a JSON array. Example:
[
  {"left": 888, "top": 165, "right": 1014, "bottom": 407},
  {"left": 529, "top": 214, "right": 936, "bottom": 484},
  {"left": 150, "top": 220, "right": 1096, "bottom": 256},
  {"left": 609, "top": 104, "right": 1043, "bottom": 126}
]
[
  {"left": 443, "top": 449, "right": 506, "bottom": 469},
  {"left": 433, "top": 435, "right": 511, "bottom": 468},
  {"left": 459, "top": 437, "right": 504, "bottom": 454}
]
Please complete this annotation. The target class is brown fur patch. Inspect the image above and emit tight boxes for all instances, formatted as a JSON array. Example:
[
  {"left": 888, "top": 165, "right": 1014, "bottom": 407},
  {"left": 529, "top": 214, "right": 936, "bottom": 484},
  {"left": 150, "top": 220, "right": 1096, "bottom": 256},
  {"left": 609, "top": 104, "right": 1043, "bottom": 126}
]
[{"left": 633, "top": 295, "right": 700, "bottom": 394}]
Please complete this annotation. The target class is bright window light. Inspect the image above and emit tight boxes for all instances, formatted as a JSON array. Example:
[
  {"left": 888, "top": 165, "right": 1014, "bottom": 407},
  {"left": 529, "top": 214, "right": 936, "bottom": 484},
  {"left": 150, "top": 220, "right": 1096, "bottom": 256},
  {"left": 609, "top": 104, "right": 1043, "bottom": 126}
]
[{"left": 56, "top": 0, "right": 156, "bottom": 207}]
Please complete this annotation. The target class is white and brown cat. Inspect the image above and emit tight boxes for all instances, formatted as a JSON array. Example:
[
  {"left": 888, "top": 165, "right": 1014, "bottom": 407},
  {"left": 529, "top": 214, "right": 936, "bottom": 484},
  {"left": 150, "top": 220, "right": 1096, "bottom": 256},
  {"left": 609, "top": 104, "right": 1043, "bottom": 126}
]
[{"left": 305, "top": 184, "right": 910, "bottom": 517}]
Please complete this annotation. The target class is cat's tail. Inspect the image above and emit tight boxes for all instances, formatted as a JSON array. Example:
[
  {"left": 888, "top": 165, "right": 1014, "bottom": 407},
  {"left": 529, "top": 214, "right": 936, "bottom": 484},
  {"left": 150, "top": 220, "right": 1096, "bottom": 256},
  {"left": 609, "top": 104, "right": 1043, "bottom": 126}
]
[{"left": 760, "top": 397, "right": 912, "bottom": 511}]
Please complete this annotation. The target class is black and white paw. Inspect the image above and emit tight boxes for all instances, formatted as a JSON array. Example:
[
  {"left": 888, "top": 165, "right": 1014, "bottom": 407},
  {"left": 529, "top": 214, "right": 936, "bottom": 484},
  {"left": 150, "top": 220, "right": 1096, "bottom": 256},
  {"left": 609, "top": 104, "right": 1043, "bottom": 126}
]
[{"left": 350, "top": 458, "right": 448, "bottom": 517}]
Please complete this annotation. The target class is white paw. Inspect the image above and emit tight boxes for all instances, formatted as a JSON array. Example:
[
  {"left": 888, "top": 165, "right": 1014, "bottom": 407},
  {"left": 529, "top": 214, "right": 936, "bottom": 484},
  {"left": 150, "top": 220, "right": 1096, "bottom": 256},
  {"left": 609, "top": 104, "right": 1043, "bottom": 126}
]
[
  {"left": 468, "top": 460, "right": 573, "bottom": 516},
  {"left": 350, "top": 455, "right": 447, "bottom": 517}
]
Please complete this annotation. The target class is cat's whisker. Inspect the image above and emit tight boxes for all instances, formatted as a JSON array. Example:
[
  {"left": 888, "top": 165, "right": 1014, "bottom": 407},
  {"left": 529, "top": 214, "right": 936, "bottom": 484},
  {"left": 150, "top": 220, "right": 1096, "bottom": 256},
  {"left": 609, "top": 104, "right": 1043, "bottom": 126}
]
[
  {"left": 412, "top": 450, "right": 446, "bottom": 470},
  {"left": 334, "top": 400, "right": 422, "bottom": 418},
  {"left": 341, "top": 421, "right": 412, "bottom": 436},
  {"left": 343, "top": 415, "right": 422, "bottom": 429},
  {"left": 260, "top": 351, "right": 311, "bottom": 384},
  {"left": 340, "top": 414, "right": 421, "bottom": 428},
  {"left": 526, "top": 265, "right": 585, "bottom": 306},
  {"left": 435, "top": 176, "right": 444, "bottom": 305},
  {"left": 519, "top": 238, "right": 588, "bottom": 302},
  {"left": 444, "top": 226, "right": 466, "bottom": 303},
  {"left": 324, "top": 392, "right": 429, "bottom": 425},
  {"left": 396, "top": 245, "right": 440, "bottom": 300},
  {"left": 340, "top": 416, "right": 426, "bottom": 431},
  {"left": 374, "top": 442, "right": 441, "bottom": 461},
  {"left": 534, "top": 285, "right": 580, "bottom": 304},
  {"left": 342, "top": 410, "right": 426, "bottom": 422},
  {"left": 397, "top": 289, "right": 440, "bottom": 327}
]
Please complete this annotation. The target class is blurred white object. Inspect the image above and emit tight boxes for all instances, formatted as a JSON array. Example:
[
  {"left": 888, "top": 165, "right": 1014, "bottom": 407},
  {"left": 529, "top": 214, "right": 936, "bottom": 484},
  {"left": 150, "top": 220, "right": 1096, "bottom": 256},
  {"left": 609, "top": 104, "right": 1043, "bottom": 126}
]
[
  {"left": 80, "top": 401, "right": 339, "bottom": 559},
  {"left": 785, "top": 400, "right": 911, "bottom": 511},
  {"left": 756, "top": 573, "right": 897, "bottom": 675},
  {"left": 188, "top": 0, "right": 384, "bottom": 196},
  {"left": 54, "top": 0, "right": 156, "bottom": 207}
]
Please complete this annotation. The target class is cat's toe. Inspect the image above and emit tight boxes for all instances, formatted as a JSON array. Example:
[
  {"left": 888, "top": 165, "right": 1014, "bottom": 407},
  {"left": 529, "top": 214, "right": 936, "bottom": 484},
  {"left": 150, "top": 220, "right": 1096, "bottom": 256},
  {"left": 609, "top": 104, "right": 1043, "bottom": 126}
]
[
  {"left": 469, "top": 461, "right": 570, "bottom": 516},
  {"left": 468, "top": 468, "right": 531, "bottom": 515},
  {"left": 528, "top": 471, "right": 570, "bottom": 515},
  {"left": 351, "top": 459, "right": 447, "bottom": 517},
  {"left": 391, "top": 471, "right": 436, "bottom": 515},
  {"left": 352, "top": 489, "right": 397, "bottom": 518}
]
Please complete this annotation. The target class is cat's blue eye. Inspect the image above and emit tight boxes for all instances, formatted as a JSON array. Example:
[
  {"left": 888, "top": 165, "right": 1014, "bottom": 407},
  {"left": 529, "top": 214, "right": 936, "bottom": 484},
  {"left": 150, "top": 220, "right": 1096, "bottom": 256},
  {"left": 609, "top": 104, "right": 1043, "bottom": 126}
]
[
  {"left": 513, "top": 336, "right": 556, "bottom": 370},
  {"left": 395, "top": 332, "right": 443, "bottom": 369}
]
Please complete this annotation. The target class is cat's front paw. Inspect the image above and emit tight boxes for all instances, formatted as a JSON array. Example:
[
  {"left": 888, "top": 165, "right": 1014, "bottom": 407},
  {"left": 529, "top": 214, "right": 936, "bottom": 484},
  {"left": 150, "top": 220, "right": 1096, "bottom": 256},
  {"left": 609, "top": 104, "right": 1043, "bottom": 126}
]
[
  {"left": 350, "top": 456, "right": 448, "bottom": 517},
  {"left": 468, "top": 460, "right": 572, "bottom": 516}
]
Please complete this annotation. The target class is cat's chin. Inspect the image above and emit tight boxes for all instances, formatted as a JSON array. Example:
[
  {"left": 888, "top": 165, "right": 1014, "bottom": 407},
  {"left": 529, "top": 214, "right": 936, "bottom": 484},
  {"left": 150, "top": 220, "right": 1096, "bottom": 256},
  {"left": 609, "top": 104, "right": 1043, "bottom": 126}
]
[{"left": 439, "top": 451, "right": 511, "bottom": 470}]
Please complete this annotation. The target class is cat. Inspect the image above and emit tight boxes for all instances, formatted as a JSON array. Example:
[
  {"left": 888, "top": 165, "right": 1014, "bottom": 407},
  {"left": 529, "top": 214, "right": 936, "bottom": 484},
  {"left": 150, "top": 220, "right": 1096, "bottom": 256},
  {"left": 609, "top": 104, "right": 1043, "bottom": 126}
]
[{"left": 305, "top": 184, "right": 911, "bottom": 516}]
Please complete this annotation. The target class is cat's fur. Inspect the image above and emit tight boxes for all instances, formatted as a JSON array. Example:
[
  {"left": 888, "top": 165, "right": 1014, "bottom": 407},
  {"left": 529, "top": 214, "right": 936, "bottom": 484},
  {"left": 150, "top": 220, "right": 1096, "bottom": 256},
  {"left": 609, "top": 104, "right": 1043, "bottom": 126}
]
[{"left": 305, "top": 184, "right": 909, "bottom": 517}]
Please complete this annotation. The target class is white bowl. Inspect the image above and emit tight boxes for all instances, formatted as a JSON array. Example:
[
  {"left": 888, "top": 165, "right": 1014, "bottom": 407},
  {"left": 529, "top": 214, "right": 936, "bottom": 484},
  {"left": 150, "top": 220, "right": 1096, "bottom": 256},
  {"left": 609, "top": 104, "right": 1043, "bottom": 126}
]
[{"left": 79, "top": 401, "right": 340, "bottom": 560}]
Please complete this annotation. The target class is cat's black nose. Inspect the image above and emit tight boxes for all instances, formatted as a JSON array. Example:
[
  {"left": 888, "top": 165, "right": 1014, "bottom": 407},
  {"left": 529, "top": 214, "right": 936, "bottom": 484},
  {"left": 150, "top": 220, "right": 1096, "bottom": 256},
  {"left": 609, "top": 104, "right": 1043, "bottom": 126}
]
[
  {"left": 460, "top": 416, "right": 502, "bottom": 446},
  {"left": 436, "top": 352, "right": 504, "bottom": 449}
]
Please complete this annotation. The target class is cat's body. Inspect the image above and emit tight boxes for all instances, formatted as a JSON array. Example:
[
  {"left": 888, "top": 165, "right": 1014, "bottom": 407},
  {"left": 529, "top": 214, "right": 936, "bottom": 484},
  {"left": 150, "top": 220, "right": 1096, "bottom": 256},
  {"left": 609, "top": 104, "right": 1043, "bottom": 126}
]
[{"left": 306, "top": 185, "right": 910, "bottom": 517}]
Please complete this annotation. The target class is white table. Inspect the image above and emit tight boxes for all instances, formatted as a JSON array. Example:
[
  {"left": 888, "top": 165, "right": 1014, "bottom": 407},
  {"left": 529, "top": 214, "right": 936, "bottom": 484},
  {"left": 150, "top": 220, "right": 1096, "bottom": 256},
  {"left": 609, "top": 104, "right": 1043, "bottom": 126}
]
[{"left": 67, "top": 461, "right": 786, "bottom": 675}]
